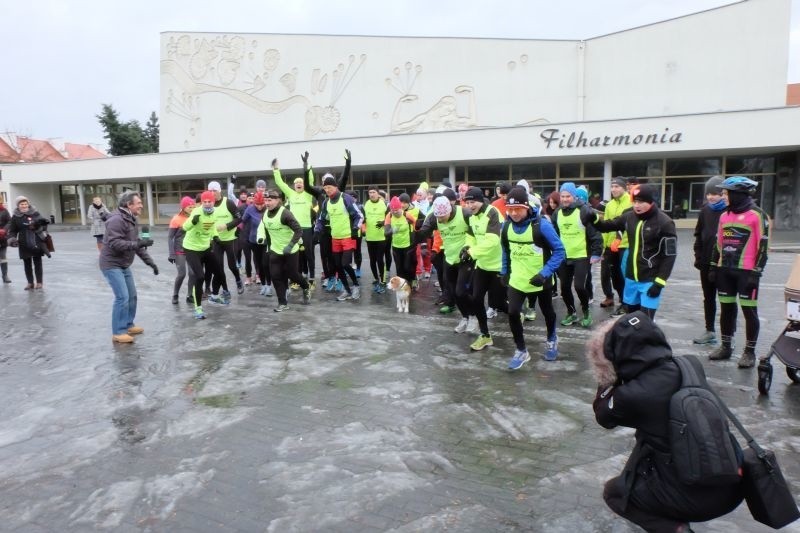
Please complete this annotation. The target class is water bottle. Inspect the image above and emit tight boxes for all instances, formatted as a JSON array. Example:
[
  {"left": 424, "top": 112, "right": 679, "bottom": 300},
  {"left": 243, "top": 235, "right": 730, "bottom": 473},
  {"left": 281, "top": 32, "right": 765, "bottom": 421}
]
[{"left": 141, "top": 225, "right": 150, "bottom": 239}]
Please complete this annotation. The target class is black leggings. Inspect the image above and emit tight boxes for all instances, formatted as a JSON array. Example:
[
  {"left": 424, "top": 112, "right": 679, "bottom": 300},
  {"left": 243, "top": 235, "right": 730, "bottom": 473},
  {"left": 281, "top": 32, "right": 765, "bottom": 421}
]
[
  {"left": 700, "top": 266, "right": 717, "bottom": 332},
  {"left": 22, "top": 256, "right": 43, "bottom": 284},
  {"left": 392, "top": 245, "right": 416, "bottom": 285},
  {"left": 252, "top": 244, "right": 271, "bottom": 285},
  {"left": 445, "top": 262, "right": 470, "bottom": 317},
  {"left": 470, "top": 267, "right": 498, "bottom": 336},
  {"left": 319, "top": 228, "right": 334, "bottom": 279},
  {"left": 235, "top": 233, "right": 251, "bottom": 276},
  {"left": 332, "top": 249, "right": 359, "bottom": 292},
  {"left": 366, "top": 240, "right": 386, "bottom": 283},
  {"left": 269, "top": 251, "right": 309, "bottom": 305},
  {"left": 185, "top": 248, "right": 221, "bottom": 307},
  {"left": 432, "top": 251, "right": 446, "bottom": 295},
  {"left": 384, "top": 234, "right": 393, "bottom": 274},
  {"left": 298, "top": 228, "right": 315, "bottom": 279},
  {"left": 212, "top": 239, "right": 241, "bottom": 291},
  {"left": 559, "top": 259, "right": 590, "bottom": 314},
  {"left": 508, "top": 285, "right": 556, "bottom": 351},
  {"left": 603, "top": 249, "right": 626, "bottom": 302},
  {"left": 354, "top": 236, "right": 363, "bottom": 270},
  {"left": 720, "top": 303, "right": 760, "bottom": 348}
]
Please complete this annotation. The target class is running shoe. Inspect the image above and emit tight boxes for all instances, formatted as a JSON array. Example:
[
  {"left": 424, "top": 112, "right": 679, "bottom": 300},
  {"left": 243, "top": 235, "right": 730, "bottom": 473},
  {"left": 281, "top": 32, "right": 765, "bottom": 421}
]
[
  {"left": 375, "top": 283, "right": 386, "bottom": 294},
  {"left": 244, "top": 277, "right": 251, "bottom": 286},
  {"left": 308, "top": 279, "right": 316, "bottom": 290},
  {"left": 466, "top": 316, "right": 479, "bottom": 333},
  {"left": 560, "top": 313, "right": 578, "bottom": 326},
  {"left": 194, "top": 307, "right": 206, "bottom": 320},
  {"left": 290, "top": 282, "right": 300, "bottom": 290},
  {"left": 524, "top": 309, "right": 537, "bottom": 322},
  {"left": 264, "top": 285, "right": 273, "bottom": 297},
  {"left": 434, "top": 281, "right": 440, "bottom": 288},
  {"left": 543, "top": 336, "right": 559, "bottom": 361},
  {"left": 259, "top": 284, "right": 267, "bottom": 296},
  {"left": 486, "top": 307, "right": 498, "bottom": 319},
  {"left": 335, "top": 279, "right": 343, "bottom": 292},
  {"left": 351, "top": 286, "right": 361, "bottom": 300},
  {"left": 372, "top": 281, "right": 380, "bottom": 293},
  {"left": 172, "top": 294, "right": 179, "bottom": 305},
  {"left": 236, "top": 279, "right": 245, "bottom": 294},
  {"left": 434, "top": 297, "right": 446, "bottom": 306},
  {"left": 423, "top": 272, "right": 431, "bottom": 280},
  {"left": 336, "top": 290, "right": 352, "bottom": 301},
  {"left": 454, "top": 317, "right": 469, "bottom": 333},
  {"left": 692, "top": 331, "right": 718, "bottom": 345},
  {"left": 273, "top": 304, "right": 289, "bottom": 313},
  {"left": 208, "top": 294, "right": 228, "bottom": 305},
  {"left": 439, "top": 305, "right": 455, "bottom": 314},
  {"left": 470, "top": 334, "right": 493, "bottom": 351},
  {"left": 599, "top": 297, "right": 614, "bottom": 308},
  {"left": 185, "top": 296, "right": 194, "bottom": 304},
  {"left": 611, "top": 305, "right": 626, "bottom": 316},
  {"left": 508, "top": 349, "right": 530, "bottom": 370},
  {"left": 221, "top": 289, "right": 232, "bottom": 304},
  {"left": 580, "top": 313, "right": 593, "bottom": 328},
  {"left": 355, "top": 268, "right": 361, "bottom": 278},
  {"left": 324, "top": 278, "right": 335, "bottom": 292},
  {"left": 302, "top": 288, "right": 311, "bottom": 305},
  {"left": 411, "top": 279, "right": 419, "bottom": 292}
]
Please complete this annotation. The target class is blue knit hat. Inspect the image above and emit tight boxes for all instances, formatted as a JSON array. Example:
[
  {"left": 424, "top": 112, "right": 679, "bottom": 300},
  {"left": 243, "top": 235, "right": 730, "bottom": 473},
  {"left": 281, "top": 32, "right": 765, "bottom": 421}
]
[
  {"left": 560, "top": 182, "right": 578, "bottom": 198},
  {"left": 575, "top": 186, "right": 589, "bottom": 203}
]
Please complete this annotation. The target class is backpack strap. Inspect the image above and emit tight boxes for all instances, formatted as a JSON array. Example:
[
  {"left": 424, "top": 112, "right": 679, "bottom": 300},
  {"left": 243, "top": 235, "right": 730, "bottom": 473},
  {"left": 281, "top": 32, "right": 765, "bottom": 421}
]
[{"left": 673, "top": 354, "right": 707, "bottom": 388}]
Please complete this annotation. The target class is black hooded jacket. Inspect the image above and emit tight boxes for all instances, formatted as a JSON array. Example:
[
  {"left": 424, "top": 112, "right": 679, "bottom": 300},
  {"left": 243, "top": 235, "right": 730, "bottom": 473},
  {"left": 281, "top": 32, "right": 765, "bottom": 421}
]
[{"left": 590, "top": 311, "right": 681, "bottom": 452}]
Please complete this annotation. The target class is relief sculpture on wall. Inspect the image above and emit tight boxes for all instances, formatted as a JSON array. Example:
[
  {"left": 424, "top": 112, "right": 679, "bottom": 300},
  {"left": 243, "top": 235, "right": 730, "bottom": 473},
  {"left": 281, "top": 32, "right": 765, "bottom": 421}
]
[
  {"left": 386, "top": 62, "right": 478, "bottom": 134},
  {"left": 163, "top": 35, "right": 366, "bottom": 145}
]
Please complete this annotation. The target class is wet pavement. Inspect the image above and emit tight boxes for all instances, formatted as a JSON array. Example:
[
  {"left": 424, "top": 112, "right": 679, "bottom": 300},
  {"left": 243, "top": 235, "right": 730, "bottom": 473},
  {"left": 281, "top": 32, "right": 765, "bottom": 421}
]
[{"left": 1, "top": 228, "right": 800, "bottom": 532}]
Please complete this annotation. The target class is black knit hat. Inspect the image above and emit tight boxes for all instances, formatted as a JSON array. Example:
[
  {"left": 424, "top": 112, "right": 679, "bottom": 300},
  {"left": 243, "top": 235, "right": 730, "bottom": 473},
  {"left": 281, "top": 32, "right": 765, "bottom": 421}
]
[
  {"left": 322, "top": 176, "right": 337, "bottom": 187},
  {"left": 463, "top": 187, "right": 484, "bottom": 201},
  {"left": 505, "top": 187, "right": 529, "bottom": 207},
  {"left": 498, "top": 182, "right": 512, "bottom": 195},
  {"left": 611, "top": 177, "right": 626, "bottom": 188},
  {"left": 632, "top": 184, "right": 657, "bottom": 204},
  {"left": 441, "top": 188, "right": 457, "bottom": 202},
  {"left": 398, "top": 193, "right": 411, "bottom": 203},
  {"left": 705, "top": 176, "right": 724, "bottom": 195}
]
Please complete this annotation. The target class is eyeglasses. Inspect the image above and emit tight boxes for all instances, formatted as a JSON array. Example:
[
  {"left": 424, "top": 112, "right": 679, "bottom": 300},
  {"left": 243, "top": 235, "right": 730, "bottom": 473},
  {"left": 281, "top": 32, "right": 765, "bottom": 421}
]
[{"left": 266, "top": 195, "right": 280, "bottom": 200}]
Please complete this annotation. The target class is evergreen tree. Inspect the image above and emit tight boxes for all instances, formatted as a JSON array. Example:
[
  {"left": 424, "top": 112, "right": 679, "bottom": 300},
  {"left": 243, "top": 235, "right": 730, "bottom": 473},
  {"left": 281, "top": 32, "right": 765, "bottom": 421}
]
[{"left": 97, "top": 104, "right": 158, "bottom": 155}]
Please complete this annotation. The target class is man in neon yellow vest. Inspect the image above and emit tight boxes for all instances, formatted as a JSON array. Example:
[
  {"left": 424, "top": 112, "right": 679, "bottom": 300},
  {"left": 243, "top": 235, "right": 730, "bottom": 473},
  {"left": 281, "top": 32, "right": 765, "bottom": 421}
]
[
  {"left": 364, "top": 185, "right": 389, "bottom": 293},
  {"left": 313, "top": 154, "right": 362, "bottom": 301},
  {"left": 461, "top": 186, "right": 504, "bottom": 351},
  {"left": 182, "top": 190, "right": 222, "bottom": 318},
  {"left": 500, "top": 187, "right": 566, "bottom": 368},
  {"left": 551, "top": 182, "right": 603, "bottom": 328},
  {"left": 208, "top": 180, "right": 244, "bottom": 303},
  {"left": 600, "top": 177, "right": 632, "bottom": 315},
  {"left": 272, "top": 158, "right": 316, "bottom": 287},
  {"left": 256, "top": 189, "right": 310, "bottom": 312}
]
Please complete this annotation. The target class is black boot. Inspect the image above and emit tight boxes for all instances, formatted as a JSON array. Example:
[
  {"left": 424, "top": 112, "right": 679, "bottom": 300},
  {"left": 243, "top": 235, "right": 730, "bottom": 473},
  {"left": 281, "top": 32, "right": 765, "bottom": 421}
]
[
  {"left": 738, "top": 346, "right": 757, "bottom": 368},
  {"left": 1, "top": 262, "right": 10, "bottom": 283},
  {"left": 709, "top": 344, "right": 733, "bottom": 360}
]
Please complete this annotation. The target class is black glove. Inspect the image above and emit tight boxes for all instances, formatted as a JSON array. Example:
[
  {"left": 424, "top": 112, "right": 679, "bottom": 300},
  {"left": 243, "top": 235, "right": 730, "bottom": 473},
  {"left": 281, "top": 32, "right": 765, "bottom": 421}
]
[
  {"left": 646, "top": 283, "right": 664, "bottom": 298},
  {"left": 168, "top": 257, "right": 176, "bottom": 264},
  {"left": 151, "top": 264, "right": 159, "bottom": 276},
  {"left": 137, "top": 238, "right": 154, "bottom": 249},
  {"left": 283, "top": 245, "right": 294, "bottom": 255},
  {"left": 351, "top": 229, "right": 359, "bottom": 239},
  {"left": 529, "top": 274, "right": 545, "bottom": 287},
  {"left": 271, "top": 158, "right": 278, "bottom": 169},
  {"left": 212, "top": 236, "right": 221, "bottom": 245},
  {"left": 374, "top": 221, "right": 385, "bottom": 229},
  {"left": 499, "top": 274, "right": 509, "bottom": 287},
  {"left": 459, "top": 246, "right": 471, "bottom": 264},
  {"left": 694, "top": 259, "right": 702, "bottom": 270},
  {"left": 192, "top": 214, "right": 200, "bottom": 225},
  {"left": 707, "top": 265, "right": 717, "bottom": 284},
  {"left": 301, "top": 151, "right": 309, "bottom": 164},
  {"left": 257, "top": 237, "right": 264, "bottom": 244},
  {"left": 230, "top": 174, "right": 237, "bottom": 184},
  {"left": 745, "top": 270, "right": 761, "bottom": 293},
  {"left": 344, "top": 149, "right": 351, "bottom": 161}
]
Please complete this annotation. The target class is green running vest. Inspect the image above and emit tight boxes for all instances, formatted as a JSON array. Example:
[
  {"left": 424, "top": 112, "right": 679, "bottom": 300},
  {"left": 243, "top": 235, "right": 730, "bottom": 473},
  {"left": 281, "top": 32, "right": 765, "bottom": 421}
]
[
  {"left": 327, "top": 196, "right": 351, "bottom": 239},
  {"left": 363, "top": 199, "right": 387, "bottom": 242},
  {"left": 437, "top": 206, "right": 469, "bottom": 265},
  {"left": 507, "top": 224, "right": 545, "bottom": 294},
  {"left": 258, "top": 206, "right": 298, "bottom": 255},
  {"left": 213, "top": 200, "right": 236, "bottom": 242},
  {"left": 557, "top": 208, "right": 587, "bottom": 259},
  {"left": 390, "top": 214, "right": 412, "bottom": 248},
  {"left": 181, "top": 208, "right": 218, "bottom": 252},
  {"left": 468, "top": 205, "right": 502, "bottom": 272}
]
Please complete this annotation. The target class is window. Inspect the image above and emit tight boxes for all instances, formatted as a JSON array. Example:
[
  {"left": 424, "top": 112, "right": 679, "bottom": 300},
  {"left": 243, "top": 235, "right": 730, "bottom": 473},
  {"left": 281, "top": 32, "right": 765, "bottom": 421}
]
[
  {"left": 467, "top": 165, "right": 508, "bottom": 184},
  {"left": 512, "top": 163, "right": 556, "bottom": 181},
  {"left": 725, "top": 156, "right": 775, "bottom": 175},
  {"left": 559, "top": 163, "right": 580, "bottom": 180},
  {"left": 666, "top": 158, "right": 721, "bottom": 176},
  {"left": 613, "top": 160, "right": 663, "bottom": 178}
]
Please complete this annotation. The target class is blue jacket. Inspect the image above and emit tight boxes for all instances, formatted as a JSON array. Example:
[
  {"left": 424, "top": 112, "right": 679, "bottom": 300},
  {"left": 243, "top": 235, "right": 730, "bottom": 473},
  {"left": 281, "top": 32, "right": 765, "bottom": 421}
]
[{"left": 242, "top": 204, "right": 266, "bottom": 244}]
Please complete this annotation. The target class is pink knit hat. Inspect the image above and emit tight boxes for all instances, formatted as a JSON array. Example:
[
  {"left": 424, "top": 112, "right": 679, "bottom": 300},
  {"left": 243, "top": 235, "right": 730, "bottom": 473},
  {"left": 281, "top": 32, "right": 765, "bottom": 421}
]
[{"left": 389, "top": 196, "right": 402, "bottom": 211}]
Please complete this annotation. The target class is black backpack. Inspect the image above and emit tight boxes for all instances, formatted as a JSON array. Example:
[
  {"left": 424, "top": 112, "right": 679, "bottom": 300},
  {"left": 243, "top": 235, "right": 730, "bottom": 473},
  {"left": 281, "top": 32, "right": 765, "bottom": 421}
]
[{"left": 669, "top": 355, "right": 742, "bottom": 486}]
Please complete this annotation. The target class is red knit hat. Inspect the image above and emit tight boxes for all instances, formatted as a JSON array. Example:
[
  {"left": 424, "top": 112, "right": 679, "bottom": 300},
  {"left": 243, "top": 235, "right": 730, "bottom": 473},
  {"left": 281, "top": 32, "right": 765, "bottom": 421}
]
[
  {"left": 389, "top": 196, "right": 402, "bottom": 211},
  {"left": 200, "top": 191, "right": 215, "bottom": 203},
  {"left": 180, "top": 196, "right": 195, "bottom": 210},
  {"left": 254, "top": 191, "right": 266, "bottom": 206}
]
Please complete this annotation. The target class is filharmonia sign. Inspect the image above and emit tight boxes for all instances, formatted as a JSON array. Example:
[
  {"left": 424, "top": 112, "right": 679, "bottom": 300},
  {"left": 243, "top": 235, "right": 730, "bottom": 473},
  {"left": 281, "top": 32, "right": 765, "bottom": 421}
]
[{"left": 540, "top": 127, "right": 683, "bottom": 150}]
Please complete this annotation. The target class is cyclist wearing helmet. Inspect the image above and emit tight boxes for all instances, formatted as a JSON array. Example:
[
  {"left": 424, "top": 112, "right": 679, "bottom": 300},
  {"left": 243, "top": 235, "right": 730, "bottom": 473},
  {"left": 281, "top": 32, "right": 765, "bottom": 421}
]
[{"left": 708, "top": 176, "right": 770, "bottom": 368}]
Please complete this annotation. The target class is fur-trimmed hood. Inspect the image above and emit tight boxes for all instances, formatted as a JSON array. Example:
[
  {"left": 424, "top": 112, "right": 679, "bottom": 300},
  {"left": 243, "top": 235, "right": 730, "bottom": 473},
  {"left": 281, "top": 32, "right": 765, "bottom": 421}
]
[{"left": 586, "top": 311, "right": 673, "bottom": 388}]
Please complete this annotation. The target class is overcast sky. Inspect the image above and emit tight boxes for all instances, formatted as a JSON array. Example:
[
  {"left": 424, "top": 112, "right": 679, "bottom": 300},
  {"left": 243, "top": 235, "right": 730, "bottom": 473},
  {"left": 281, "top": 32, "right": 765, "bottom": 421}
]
[{"left": 2, "top": 0, "right": 798, "bottom": 147}]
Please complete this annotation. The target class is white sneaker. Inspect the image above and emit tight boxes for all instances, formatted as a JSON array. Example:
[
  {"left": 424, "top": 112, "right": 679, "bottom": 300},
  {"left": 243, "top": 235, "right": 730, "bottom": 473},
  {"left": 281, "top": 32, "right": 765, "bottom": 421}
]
[
  {"left": 351, "top": 286, "right": 361, "bottom": 300},
  {"left": 454, "top": 317, "right": 469, "bottom": 333},
  {"left": 486, "top": 307, "right": 498, "bottom": 319},
  {"left": 466, "top": 316, "right": 479, "bottom": 333}
]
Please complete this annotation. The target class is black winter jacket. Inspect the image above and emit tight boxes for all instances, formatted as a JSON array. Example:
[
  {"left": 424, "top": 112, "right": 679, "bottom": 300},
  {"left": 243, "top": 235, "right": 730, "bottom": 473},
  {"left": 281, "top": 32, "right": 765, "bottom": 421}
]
[
  {"left": 594, "top": 205, "right": 676, "bottom": 285},
  {"left": 693, "top": 204, "right": 724, "bottom": 270},
  {"left": 0, "top": 206, "right": 10, "bottom": 247},
  {"left": 7, "top": 207, "right": 49, "bottom": 259}
]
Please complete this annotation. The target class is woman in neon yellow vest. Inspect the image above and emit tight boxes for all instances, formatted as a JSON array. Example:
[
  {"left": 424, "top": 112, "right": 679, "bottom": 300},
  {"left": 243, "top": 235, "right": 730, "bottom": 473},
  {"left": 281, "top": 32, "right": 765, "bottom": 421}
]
[
  {"left": 257, "top": 189, "right": 310, "bottom": 312},
  {"left": 364, "top": 186, "right": 389, "bottom": 292},
  {"left": 383, "top": 196, "right": 417, "bottom": 285},
  {"left": 272, "top": 157, "right": 317, "bottom": 285},
  {"left": 182, "top": 190, "right": 222, "bottom": 319},
  {"left": 208, "top": 180, "right": 244, "bottom": 302}
]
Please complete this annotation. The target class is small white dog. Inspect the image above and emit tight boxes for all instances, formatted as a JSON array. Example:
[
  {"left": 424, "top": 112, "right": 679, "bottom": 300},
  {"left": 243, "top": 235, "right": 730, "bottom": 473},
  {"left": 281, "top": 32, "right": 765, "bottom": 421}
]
[{"left": 387, "top": 276, "right": 411, "bottom": 313}]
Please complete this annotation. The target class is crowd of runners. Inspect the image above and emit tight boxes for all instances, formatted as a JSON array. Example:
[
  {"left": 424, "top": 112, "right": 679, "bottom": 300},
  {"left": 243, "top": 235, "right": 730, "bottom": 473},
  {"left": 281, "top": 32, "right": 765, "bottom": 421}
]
[{"left": 0, "top": 149, "right": 769, "bottom": 370}]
